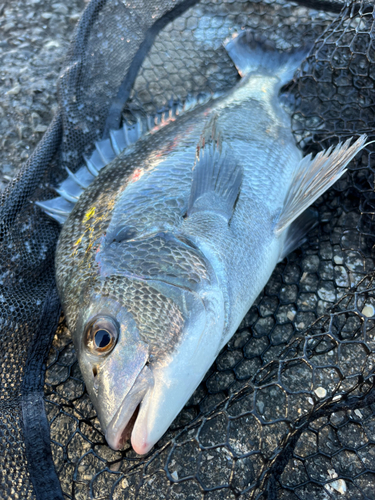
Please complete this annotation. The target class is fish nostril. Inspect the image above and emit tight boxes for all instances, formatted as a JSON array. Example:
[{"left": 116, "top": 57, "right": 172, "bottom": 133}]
[{"left": 93, "top": 365, "right": 98, "bottom": 377}]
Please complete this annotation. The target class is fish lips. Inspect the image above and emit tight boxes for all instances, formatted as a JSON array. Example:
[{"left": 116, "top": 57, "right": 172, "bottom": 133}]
[{"left": 105, "top": 364, "right": 154, "bottom": 451}]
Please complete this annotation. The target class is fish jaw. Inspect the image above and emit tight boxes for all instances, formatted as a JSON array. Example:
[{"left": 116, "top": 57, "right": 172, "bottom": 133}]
[
  {"left": 130, "top": 361, "right": 207, "bottom": 455},
  {"left": 129, "top": 286, "right": 225, "bottom": 455},
  {"left": 105, "top": 364, "right": 154, "bottom": 450}
]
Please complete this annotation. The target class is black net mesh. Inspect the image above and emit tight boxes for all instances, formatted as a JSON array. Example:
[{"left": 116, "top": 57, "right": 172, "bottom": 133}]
[{"left": 2, "top": 0, "right": 375, "bottom": 498}]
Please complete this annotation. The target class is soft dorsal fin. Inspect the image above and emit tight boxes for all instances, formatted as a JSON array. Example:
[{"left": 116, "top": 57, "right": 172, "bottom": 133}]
[
  {"left": 275, "top": 135, "right": 367, "bottom": 235},
  {"left": 187, "top": 115, "right": 242, "bottom": 223}
]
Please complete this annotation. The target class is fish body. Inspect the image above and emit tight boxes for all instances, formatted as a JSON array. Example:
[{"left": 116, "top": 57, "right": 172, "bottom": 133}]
[{"left": 52, "top": 33, "right": 366, "bottom": 454}]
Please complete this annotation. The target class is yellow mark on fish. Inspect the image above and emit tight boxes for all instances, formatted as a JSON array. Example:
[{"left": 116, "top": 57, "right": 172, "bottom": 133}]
[
  {"left": 72, "top": 196, "right": 116, "bottom": 259},
  {"left": 74, "top": 235, "right": 83, "bottom": 247},
  {"left": 261, "top": 86, "right": 267, "bottom": 94},
  {"left": 84, "top": 207, "right": 96, "bottom": 222}
]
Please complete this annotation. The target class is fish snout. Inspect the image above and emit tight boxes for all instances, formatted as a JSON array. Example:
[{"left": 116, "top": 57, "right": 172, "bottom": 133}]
[{"left": 105, "top": 364, "right": 154, "bottom": 451}]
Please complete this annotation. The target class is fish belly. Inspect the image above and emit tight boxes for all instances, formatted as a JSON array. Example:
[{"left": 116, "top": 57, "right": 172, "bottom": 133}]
[{"left": 177, "top": 75, "right": 301, "bottom": 342}]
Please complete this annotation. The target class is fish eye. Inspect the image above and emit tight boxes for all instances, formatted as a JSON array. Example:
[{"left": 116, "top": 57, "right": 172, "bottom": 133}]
[{"left": 85, "top": 316, "right": 119, "bottom": 356}]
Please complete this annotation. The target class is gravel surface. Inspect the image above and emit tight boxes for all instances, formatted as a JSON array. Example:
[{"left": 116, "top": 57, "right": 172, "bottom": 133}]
[{"left": 0, "top": 0, "right": 86, "bottom": 189}]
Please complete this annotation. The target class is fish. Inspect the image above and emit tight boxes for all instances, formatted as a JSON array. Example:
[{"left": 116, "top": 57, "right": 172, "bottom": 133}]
[{"left": 38, "top": 31, "right": 367, "bottom": 455}]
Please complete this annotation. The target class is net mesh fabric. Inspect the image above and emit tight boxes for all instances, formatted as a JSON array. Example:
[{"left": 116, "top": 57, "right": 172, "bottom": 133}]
[{"left": 2, "top": 0, "right": 375, "bottom": 498}]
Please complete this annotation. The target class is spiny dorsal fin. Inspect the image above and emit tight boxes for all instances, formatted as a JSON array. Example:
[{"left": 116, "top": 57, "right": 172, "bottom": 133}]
[
  {"left": 187, "top": 115, "right": 242, "bottom": 223},
  {"left": 37, "top": 94, "right": 221, "bottom": 225},
  {"left": 275, "top": 135, "right": 367, "bottom": 235}
]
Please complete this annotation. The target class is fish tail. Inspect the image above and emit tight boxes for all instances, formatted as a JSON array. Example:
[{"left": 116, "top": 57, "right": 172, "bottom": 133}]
[{"left": 224, "top": 31, "right": 310, "bottom": 87}]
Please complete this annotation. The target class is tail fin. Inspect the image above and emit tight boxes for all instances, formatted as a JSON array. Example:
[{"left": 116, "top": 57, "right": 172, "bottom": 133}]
[{"left": 224, "top": 31, "right": 310, "bottom": 87}]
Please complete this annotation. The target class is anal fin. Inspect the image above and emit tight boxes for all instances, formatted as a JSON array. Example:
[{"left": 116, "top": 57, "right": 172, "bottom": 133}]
[
  {"left": 187, "top": 117, "right": 242, "bottom": 223},
  {"left": 275, "top": 135, "right": 367, "bottom": 235},
  {"left": 279, "top": 208, "right": 318, "bottom": 261}
]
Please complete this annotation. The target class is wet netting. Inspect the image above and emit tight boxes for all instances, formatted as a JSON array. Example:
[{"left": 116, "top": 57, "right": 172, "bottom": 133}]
[{"left": 2, "top": 0, "right": 375, "bottom": 498}]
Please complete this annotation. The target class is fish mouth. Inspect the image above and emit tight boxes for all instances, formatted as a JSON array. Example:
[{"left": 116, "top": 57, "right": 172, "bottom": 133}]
[{"left": 105, "top": 365, "right": 154, "bottom": 451}]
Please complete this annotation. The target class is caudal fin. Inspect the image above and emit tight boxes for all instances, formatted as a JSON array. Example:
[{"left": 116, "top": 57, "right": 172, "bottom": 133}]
[{"left": 224, "top": 31, "right": 310, "bottom": 87}]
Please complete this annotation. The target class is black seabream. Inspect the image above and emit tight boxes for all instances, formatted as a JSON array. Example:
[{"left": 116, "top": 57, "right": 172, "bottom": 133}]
[{"left": 38, "top": 32, "right": 367, "bottom": 454}]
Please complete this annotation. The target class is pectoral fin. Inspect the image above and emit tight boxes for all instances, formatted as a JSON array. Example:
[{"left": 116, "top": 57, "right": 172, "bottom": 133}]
[
  {"left": 275, "top": 135, "right": 367, "bottom": 235},
  {"left": 187, "top": 116, "right": 243, "bottom": 223}
]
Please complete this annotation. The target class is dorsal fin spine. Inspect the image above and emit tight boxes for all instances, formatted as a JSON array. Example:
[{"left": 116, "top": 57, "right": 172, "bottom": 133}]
[
  {"left": 147, "top": 115, "right": 154, "bottom": 131},
  {"left": 109, "top": 130, "right": 121, "bottom": 155},
  {"left": 136, "top": 116, "right": 142, "bottom": 136},
  {"left": 123, "top": 121, "right": 130, "bottom": 145},
  {"left": 38, "top": 92, "right": 220, "bottom": 224},
  {"left": 65, "top": 167, "right": 87, "bottom": 189},
  {"left": 83, "top": 154, "right": 99, "bottom": 177},
  {"left": 95, "top": 143, "right": 108, "bottom": 164},
  {"left": 55, "top": 188, "right": 79, "bottom": 203}
]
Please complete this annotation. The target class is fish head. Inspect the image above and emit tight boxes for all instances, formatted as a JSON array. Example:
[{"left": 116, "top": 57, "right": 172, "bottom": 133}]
[
  {"left": 74, "top": 294, "right": 151, "bottom": 450},
  {"left": 63, "top": 232, "right": 225, "bottom": 455}
]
